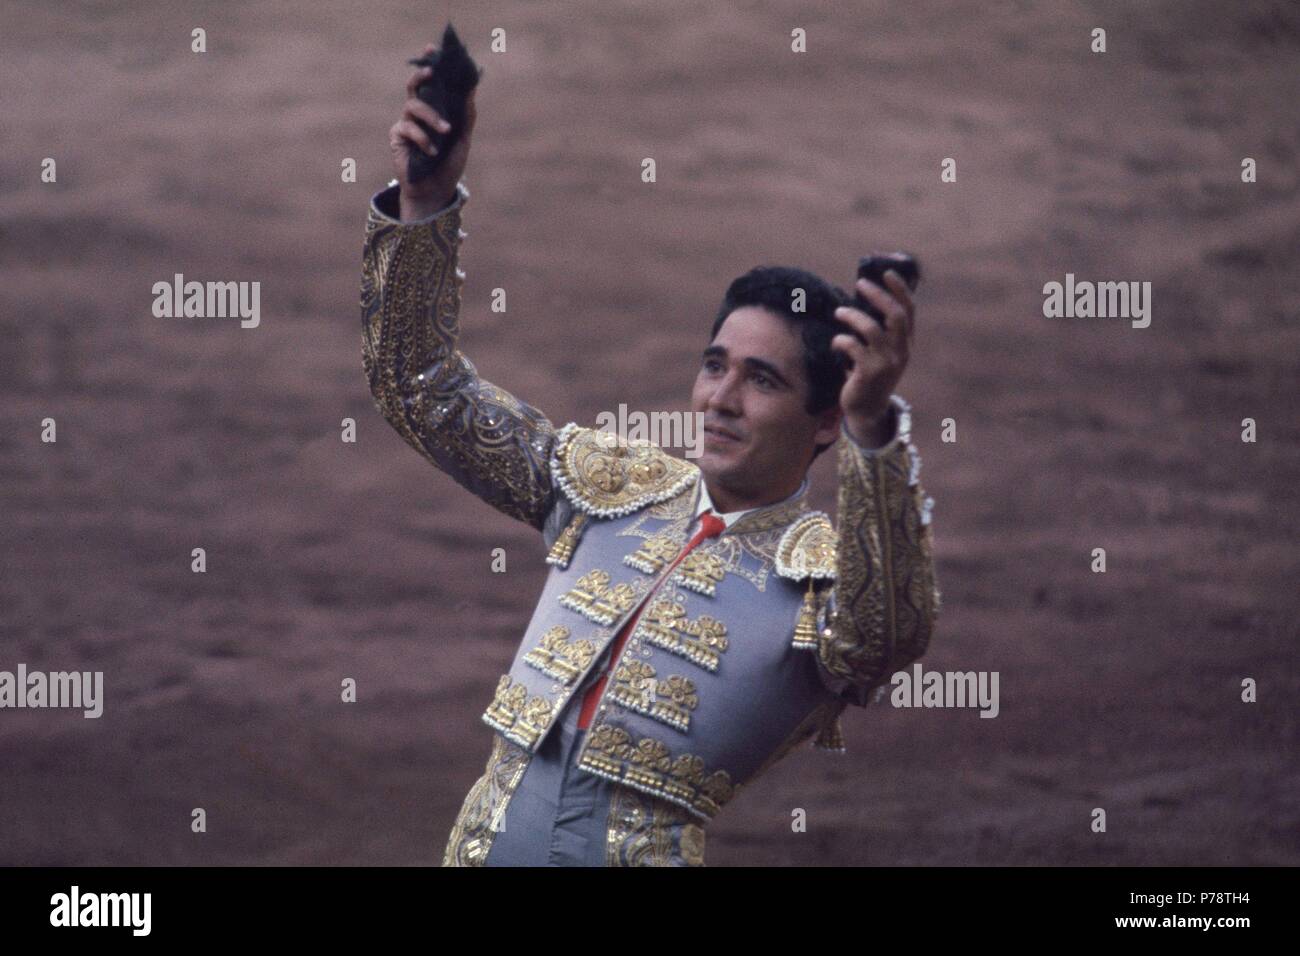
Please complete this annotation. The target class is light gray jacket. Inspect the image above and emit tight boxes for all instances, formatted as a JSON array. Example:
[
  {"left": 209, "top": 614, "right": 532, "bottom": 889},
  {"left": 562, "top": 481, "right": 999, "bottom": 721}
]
[{"left": 361, "top": 179, "right": 941, "bottom": 857}]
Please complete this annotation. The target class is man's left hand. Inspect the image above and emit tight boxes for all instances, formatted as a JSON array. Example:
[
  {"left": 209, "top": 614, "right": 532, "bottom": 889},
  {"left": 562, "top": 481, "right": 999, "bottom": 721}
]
[{"left": 830, "top": 271, "right": 915, "bottom": 447}]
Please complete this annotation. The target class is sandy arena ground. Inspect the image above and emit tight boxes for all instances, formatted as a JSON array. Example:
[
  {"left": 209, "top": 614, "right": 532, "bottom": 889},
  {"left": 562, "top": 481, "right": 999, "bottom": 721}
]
[{"left": 1, "top": 0, "right": 1296, "bottom": 864}]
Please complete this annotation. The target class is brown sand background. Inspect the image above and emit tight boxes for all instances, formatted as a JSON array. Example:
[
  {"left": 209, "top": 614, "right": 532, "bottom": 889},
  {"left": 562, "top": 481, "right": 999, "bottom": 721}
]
[{"left": 1, "top": 0, "right": 1296, "bottom": 865}]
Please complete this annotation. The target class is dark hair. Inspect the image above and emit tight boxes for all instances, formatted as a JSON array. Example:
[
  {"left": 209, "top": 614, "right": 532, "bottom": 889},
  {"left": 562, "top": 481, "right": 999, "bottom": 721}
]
[{"left": 709, "top": 265, "right": 850, "bottom": 462}]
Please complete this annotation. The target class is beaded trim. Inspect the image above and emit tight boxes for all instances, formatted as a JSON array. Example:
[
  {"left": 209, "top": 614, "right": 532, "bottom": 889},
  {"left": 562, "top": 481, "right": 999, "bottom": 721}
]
[
  {"left": 550, "top": 422, "right": 700, "bottom": 519},
  {"left": 557, "top": 569, "right": 643, "bottom": 625},
  {"left": 631, "top": 596, "right": 729, "bottom": 673},
  {"left": 522, "top": 625, "right": 598, "bottom": 685},
  {"left": 773, "top": 511, "right": 838, "bottom": 581},
  {"left": 608, "top": 660, "right": 697, "bottom": 734},
  {"left": 577, "top": 723, "right": 734, "bottom": 821},
  {"left": 623, "top": 533, "right": 681, "bottom": 575},
  {"left": 667, "top": 549, "right": 728, "bottom": 597},
  {"left": 481, "top": 675, "right": 556, "bottom": 750}
]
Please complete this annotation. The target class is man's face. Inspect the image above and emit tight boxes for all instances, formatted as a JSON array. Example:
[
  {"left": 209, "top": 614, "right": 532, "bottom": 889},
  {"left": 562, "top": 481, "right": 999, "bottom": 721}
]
[{"left": 690, "top": 305, "right": 842, "bottom": 512}]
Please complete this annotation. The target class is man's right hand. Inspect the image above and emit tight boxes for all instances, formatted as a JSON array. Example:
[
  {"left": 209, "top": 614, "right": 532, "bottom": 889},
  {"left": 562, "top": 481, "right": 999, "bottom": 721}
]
[{"left": 388, "top": 42, "right": 478, "bottom": 221}]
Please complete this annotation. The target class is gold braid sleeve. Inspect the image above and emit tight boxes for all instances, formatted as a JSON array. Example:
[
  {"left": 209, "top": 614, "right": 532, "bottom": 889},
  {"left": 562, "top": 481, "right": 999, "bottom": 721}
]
[
  {"left": 360, "top": 181, "right": 560, "bottom": 532},
  {"left": 817, "top": 395, "right": 941, "bottom": 707}
]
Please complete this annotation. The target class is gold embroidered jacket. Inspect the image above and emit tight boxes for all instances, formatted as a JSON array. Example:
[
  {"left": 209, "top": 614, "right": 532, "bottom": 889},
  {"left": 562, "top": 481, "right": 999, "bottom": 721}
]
[{"left": 361, "top": 179, "right": 941, "bottom": 865}]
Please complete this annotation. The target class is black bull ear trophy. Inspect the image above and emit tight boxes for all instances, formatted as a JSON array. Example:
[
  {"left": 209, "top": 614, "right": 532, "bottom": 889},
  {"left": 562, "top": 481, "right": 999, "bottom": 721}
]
[
  {"left": 406, "top": 23, "right": 483, "bottom": 184},
  {"left": 832, "top": 253, "right": 923, "bottom": 375},
  {"left": 853, "top": 253, "right": 921, "bottom": 323}
]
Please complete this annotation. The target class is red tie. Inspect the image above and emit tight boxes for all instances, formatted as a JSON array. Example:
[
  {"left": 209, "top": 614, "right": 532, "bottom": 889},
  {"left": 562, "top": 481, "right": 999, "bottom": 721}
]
[{"left": 576, "top": 509, "right": 727, "bottom": 729}]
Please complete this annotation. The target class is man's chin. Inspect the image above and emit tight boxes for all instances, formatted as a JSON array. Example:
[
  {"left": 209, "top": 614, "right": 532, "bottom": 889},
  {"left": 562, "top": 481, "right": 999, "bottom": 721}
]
[{"left": 697, "top": 451, "right": 740, "bottom": 483}]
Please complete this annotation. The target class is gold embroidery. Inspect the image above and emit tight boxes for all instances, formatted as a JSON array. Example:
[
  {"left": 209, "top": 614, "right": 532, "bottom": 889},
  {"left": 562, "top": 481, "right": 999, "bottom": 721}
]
[
  {"left": 632, "top": 596, "right": 729, "bottom": 672},
  {"left": 609, "top": 660, "right": 698, "bottom": 733},
  {"left": 551, "top": 424, "right": 699, "bottom": 518},
  {"left": 625, "top": 530, "right": 728, "bottom": 597},
  {"left": 623, "top": 533, "right": 682, "bottom": 576},
  {"left": 774, "top": 511, "right": 838, "bottom": 580},
  {"left": 617, "top": 480, "right": 698, "bottom": 541},
  {"left": 814, "top": 703, "right": 847, "bottom": 751},
  {"left": 545, "top": 511, "right": 589, "bottom": 569},
  {"left": 481, "top": 675, "right": 556, "bottom": 749},
  {"left": 727, "top": 494, "right": 809, "bottom": 535},
  {"left": 523, "top": 625, "right": 598, "bottom": 685},
  {"left": 688, "top": 528, "right": 804, "bottom": 593},
  {"left": 442, "top": 733, "right": 531, "bottom": 866},
  {"left": 580, "top": 723, "right": 735, "bottom": 821},
  {"left": 558, "top": 569, "right": 642, "bottom": 625},
  {"left": 644, "top": 478, "right": 701, "bottom": 520},
  {"left": 360, "top": 184, "right": 559, "bottom": 532},
  {"left": 680, "top": 822, "right": 707, "bottom": 865},
  {"left": 618, "top": 474, "right": 828, "bottom": 596},
  {"left": 792, "top": 578, "right": 820, "bottom": 650},
  {"left": 669, "top": 548, "right": 728, "bottom": 597},
  {"left": 692, "top": 536, "right": 772, "bottom": 592},
  {"left": 606, "top": 784, "right": 707, "bottom": 866},
  {"left": 820, "top": 397, "right": 941, "bottom": 694}
]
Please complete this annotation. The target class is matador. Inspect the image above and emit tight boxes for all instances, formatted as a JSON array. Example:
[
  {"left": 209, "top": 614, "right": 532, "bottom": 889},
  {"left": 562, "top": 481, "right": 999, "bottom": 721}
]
[{"left": 362, "top": 67, "right": 940, "bottom": 863}]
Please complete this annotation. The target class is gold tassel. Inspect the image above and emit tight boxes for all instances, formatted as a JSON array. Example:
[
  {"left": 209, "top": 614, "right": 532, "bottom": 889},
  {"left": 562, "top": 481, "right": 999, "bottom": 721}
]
[
  {"left": 791, "top": 577, "right": 820, "bottom": 650},
  {"left": 545, "top": 512, "right": 588, "bottom": 569},
  {"left": 813, "top": 714, "right": 846, "bottom": 752}
]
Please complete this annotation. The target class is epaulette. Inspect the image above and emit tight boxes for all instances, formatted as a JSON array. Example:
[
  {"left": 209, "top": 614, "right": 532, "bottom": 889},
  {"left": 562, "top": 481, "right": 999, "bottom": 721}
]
[
  {"left": 545, "top": 423, "right": 700, "bottom": 569},
  {"left": 775, "top": 511, "right": 837, "bottom": 652},
  {"left": 550, "top": 422, "right": 700, "bottom": 517},
  {"left": 548, "top": 424, "right": 702, "bottom": 520},
  {"left": 774, "top": 511, "right": 837, "bottom": 581}
]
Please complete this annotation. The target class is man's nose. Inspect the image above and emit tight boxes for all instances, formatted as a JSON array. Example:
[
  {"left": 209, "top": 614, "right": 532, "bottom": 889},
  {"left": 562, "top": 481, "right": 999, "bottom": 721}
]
[{"left": 706, "top": 370, "right": 744, "bottom": 414}]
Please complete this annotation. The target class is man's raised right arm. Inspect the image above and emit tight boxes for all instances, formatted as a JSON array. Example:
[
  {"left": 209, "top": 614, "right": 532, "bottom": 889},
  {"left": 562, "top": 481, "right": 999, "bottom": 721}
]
[{"left": 359, "top": 50, "right": 560, "bottom": 532}]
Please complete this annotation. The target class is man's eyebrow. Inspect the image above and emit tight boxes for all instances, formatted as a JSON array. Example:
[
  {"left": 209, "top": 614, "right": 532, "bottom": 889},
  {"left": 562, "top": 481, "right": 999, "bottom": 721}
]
[{"left": 701, "top": 344, "right": 793, "bottom": 388}]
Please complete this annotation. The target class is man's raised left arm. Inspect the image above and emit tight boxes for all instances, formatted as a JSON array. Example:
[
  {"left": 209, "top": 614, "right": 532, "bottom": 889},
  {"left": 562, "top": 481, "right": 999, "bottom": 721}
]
[
  {"left": 816, "top": 269, "right": 941, "bottom": 706},
  {"left": 816, "top": 395, "right": 940, "bottom": 706}
]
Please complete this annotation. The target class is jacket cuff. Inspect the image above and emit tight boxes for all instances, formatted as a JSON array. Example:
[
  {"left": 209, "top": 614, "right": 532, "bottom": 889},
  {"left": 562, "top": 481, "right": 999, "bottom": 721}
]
[
  {"left": 841, "top": 394, "right": 910, "bottom": 457},
  {"left": 369, "top": 179, "right": 470, "bottom": 225}
]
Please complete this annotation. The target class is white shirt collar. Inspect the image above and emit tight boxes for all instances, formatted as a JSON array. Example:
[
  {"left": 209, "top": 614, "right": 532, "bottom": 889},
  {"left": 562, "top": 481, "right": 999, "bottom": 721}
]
[
  {"left": 694, "top": 475, "right": 809, "bottom": 529},
  {"left": 694, "top": 480, "right": 748, "bottom": 528}
]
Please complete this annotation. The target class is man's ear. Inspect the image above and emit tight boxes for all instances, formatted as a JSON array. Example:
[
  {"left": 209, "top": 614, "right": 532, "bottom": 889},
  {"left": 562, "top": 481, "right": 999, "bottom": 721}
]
[{"left": 812, "top": 404, "right": 843, "bottom": 449}]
